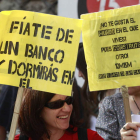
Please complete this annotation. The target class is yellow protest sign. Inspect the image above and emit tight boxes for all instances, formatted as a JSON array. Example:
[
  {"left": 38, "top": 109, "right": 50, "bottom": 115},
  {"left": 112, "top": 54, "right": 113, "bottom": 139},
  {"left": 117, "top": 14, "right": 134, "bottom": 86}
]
[
  {"left": 81, "top": 5, "right": 140, "bottom": 91},
  {"left": 0, "top": 10, "right": 82, "bottom": 96}
]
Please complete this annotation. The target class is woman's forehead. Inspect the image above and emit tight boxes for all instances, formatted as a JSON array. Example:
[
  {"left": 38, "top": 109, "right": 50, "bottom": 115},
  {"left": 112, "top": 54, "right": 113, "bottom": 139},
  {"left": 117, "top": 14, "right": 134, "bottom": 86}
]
[{"left": 50, "top": 94, "right": 67, "bottom": 102}]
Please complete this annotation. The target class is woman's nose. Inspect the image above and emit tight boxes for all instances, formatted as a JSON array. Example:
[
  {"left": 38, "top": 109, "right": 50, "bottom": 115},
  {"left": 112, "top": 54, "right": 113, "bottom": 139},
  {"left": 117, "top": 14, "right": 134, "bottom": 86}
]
[{"left": 62, "top": 102, "right": 72, "bottom": 112}]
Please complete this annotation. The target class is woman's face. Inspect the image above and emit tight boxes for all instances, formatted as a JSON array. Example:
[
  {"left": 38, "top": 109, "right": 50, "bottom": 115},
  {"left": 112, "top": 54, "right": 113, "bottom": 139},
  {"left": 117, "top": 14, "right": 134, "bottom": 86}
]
[{"left": 41, "top": 94, "right": 73, "bottom": 131}]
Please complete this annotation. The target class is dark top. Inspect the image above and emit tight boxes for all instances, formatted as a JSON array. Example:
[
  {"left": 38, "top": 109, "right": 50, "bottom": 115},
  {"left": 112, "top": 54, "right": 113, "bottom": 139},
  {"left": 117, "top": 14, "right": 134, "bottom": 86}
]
[{"left": 0, "top": 85, "right": 18, "bottom": 131}]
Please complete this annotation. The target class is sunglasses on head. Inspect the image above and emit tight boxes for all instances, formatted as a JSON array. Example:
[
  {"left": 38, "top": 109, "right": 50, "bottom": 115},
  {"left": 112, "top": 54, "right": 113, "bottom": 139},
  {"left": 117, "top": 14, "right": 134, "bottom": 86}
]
[{"left": 45, "top": 96, "right": 73, "bottom": 109}]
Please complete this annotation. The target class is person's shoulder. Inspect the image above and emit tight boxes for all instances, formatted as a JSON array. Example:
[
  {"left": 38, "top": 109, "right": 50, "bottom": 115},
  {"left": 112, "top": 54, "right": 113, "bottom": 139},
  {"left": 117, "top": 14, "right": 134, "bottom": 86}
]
[
  {"left": 106, "top": 91, "right": 122, "bottom": 99},
  {"left": 99, "top": 92, "right": 122, "bottom": 110},
  {"left": 103, "top": 92, "right": 122, "bottom": 102},
  {"left": 87, "top": 129, "right": 104, "bottom": 140},
  {"left": 14, "top": 134, "right": 20, "bottom": 140}
]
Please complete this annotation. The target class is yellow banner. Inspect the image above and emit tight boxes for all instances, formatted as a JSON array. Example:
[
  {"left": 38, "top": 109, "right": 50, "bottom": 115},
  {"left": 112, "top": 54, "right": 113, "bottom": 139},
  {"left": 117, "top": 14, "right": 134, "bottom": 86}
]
[
  {"left": 81, "top": 5, "right": 140, "bottom": 91},
  {"left": 0, "top": 10, "right": 82, "bottom": 96}
]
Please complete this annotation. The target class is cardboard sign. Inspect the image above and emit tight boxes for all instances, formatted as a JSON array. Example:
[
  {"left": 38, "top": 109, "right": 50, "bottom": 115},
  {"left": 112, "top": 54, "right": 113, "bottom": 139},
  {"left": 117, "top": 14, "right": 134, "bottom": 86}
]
[
  {"left": 81, "top": 5, "right": 140, "bottom": 91},
  {"left": 0, "top": 10, "right": 82, "bottom": 96}
]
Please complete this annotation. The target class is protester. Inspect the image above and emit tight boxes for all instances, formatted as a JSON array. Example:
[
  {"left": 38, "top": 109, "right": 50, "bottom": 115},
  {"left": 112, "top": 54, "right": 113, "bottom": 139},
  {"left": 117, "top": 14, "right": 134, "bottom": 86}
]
[
  {"left": 0, "top": 85, "right": 18, "bottom": 140},
  {"left": 76, "top": 43, "right": 99, "bottom": 130},
  {"left": 76, "top": 43, "right": 114, "bottom": 130},
  {"left": 120, "top": 122, "right": 140, "bottom": 140},
  {"left": 96, "top": 86, "right": 140, "bottom": 140},
  {"left": 14, "top": 88, "right": 104, "bottom": 140}
]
